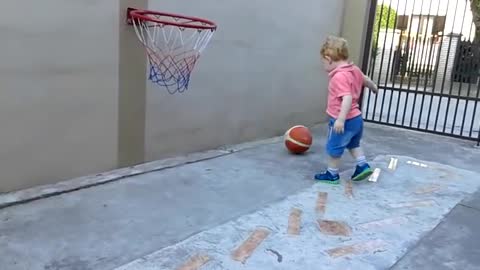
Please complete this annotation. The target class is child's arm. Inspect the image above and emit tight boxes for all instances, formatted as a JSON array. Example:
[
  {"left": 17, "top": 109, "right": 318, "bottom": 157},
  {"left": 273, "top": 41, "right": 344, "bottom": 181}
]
[
  {"left": 337, "top": 95, "right": 352, "bottom": 123},
  {"left": 363, "top": 74, "right": 378, "bottom": 94},
  {"left": 334, "top": 95, "right": 352, "bottom": 133}
]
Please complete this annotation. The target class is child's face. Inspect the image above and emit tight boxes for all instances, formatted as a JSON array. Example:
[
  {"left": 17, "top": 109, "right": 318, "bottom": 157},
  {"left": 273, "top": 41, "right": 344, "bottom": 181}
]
[{"left": 322, "top": 56, "right": 335, "bottom": 72}]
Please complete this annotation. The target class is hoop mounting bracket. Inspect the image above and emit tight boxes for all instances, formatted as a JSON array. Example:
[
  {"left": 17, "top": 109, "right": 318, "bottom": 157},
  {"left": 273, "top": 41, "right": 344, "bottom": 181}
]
[{"left": 126, "top": 7, "right": 139, "bottom": 25}]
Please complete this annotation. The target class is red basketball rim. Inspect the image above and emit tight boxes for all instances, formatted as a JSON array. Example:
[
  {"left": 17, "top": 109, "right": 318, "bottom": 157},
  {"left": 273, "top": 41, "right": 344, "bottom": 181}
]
[{"left": 129, "top": 9, "right": 217, "bottom": 31}]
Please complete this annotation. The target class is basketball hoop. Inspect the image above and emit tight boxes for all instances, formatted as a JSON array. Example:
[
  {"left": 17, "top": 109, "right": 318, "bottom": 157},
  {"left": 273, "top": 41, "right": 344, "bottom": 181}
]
[{"left": 127, "top": 8, "right": 217, "bottom": 94}]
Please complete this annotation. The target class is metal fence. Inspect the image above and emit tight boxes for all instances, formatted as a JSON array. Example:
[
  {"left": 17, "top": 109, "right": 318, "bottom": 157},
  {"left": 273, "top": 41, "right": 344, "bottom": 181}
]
[{"left": 361, "top": 0, "right": 480, "bottom": 146}]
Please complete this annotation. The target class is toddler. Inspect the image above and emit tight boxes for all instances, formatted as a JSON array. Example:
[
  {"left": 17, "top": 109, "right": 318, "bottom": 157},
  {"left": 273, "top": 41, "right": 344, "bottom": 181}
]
[{"left": 315, "top": 36, "right": 378, "bottom": 184}]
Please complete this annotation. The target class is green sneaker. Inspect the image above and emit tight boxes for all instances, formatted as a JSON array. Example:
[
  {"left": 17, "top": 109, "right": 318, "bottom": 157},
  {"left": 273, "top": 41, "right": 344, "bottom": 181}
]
[
  {"left": 314, "top": 170, "right": 340, "bottom": 185},
  {"left": 351, "top": 164, "right": 373, "bottom": 181}
]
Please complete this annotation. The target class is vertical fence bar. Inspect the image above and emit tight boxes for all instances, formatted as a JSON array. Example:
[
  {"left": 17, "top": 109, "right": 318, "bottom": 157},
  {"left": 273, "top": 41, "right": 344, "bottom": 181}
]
[
  {"left": 395, "top": 0, "right": 423, "bottom": 126},
  {"left": 469, "top": 72, "right": 480, "bottom": 138},
  {"left": 477, "top": 133, "right": 480, "bottom": 147},
  {"left": 365, "top": 0, "right": 385, "bottom": 121},
  {"left": 458, "top": 22, "right": 476, "bottom": 136},
  {"left": 394, "top": 0, "right": 414, "bottom": 125},
  {"left": 379, "top": 0, "right": 401, "bottom": 123},
  {"left": 450, "top": 41, "right": 465, "bottom": 135},
  {"left": 450, "top": 7, "right": 469, "bottom": 136},
  {"left": 477, "top": 104, "right": 480, "bottom": 146},
  {"left": 417, "top": 0, "right": 442, "bottom": 129},
  {"left": 466, "top": 45, "right": 480, "bottom": 139},
  {"left": 385, "top": 0, "right": 404, "bottom": 124},
  {"left": 433, "top": 0, "right": 460, "bottom": 132},
  {"left": 372, "top": 0, "right": 394, "bottom": 121},
  {"left": 477, "top": 118, "right": 480, "bottom": 146},
  {"left": 443, "top": 2, "right": 468, "bottom": 134},
  {"left": 425, "top": 0, "right": 451, "bottom": 131},
  {"left": 360, "top": 0, "right": 378, "bottom": 90},
  {"left": 409, "top": 0, "right": 434, "bottom": 128},
  {"left": 402, "top": 0, "right": 426, "bottom": 127}
]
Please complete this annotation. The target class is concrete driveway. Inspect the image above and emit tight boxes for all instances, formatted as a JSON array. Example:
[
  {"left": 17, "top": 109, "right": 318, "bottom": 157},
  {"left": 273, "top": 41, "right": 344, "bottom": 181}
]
[{"left": 1, "top": 123, "right": 480, "bottom": 269}]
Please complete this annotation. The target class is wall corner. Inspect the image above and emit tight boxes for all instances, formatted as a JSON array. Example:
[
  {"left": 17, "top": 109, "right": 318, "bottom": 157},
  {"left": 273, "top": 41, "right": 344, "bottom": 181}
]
[{"left": 340, "top": 0, "right": 375, "bottom": 68}]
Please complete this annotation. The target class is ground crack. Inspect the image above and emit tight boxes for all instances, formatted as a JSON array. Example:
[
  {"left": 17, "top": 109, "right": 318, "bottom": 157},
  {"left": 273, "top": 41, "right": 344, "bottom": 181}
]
[{"left": 266, "top": 249, "right": 283, "bottom": 263}]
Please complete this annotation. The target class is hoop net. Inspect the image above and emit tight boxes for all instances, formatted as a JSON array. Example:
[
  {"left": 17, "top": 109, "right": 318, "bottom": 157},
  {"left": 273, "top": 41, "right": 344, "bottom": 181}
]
[{"left": 130, "top": 10, "right": 216, "bottom": 94}]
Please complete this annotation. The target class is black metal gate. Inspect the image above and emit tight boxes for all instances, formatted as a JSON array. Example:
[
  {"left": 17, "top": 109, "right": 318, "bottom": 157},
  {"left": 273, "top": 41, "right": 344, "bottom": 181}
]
[{"left": 361, "top": 0, "right": 480, "bottom": 146}]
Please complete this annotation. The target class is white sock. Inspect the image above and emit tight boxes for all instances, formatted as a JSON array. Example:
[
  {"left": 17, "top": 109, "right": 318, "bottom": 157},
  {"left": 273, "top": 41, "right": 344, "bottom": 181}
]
[
  {"left": 357, "top": 156, "right": 367, "bottom": 167},
  {"left": 327, "top": 168, "right": 339, "bottom": 176}
]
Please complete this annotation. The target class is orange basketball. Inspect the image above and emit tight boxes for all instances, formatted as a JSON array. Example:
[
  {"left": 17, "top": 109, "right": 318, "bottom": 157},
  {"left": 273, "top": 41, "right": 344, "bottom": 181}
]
[{"left": 284, "top": 125, "right": 313, "bottom": 154}]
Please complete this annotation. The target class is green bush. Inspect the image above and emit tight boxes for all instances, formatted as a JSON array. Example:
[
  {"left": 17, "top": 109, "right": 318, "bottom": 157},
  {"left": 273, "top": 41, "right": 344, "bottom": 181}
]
[
  {"left": 471, "top": 0, "right": 480, "bottom": 43},
  {"left": 371, "top": 5, "right": 398, "bottom": 58}
]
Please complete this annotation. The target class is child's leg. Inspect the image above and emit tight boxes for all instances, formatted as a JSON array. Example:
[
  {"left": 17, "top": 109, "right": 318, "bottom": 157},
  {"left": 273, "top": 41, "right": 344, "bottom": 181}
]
[
  {"left": 349, "top": 147, "right": 367, "bottom": 166},
  {"left": 346, "top": 117, "right": 373, "bottom": 181},
  {"left": 315, "top": 118, "right": 353, "bottom": 184},
  {"left": 326, "top": 155, "right": 341, "bottom": 177},
  {"left": 315, "top": 154, "right": 343, "bottom": 184},
  {"left": 349, "top": 147, "right": 372, "bottom": 181}
]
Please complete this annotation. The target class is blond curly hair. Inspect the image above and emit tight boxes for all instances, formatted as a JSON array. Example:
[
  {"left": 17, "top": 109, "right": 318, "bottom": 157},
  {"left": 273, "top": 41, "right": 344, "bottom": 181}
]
[{"left": 320, "top": 36, "right": 349, "bottom": 61}]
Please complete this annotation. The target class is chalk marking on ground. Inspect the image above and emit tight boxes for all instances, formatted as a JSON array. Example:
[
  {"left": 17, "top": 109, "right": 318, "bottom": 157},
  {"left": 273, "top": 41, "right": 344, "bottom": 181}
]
[
  {"left": 316, "top": 192, "right": 328, "bottom": 215},
  {"left": 287, "top": 208, "right": 302, "bottom": 235},
  {"left": 325, "top": 240, "right": 387, "bottom": 258},
  {"left": 176, "top": 254, "right": 210, "bottom": 270},
  {"left": 388, "top": 200, "right": 435, "bottom": 208},
  {"left": 356, "top": 216, "right": 409, "bottom": 230},
  {"left": 414, "top": 184, "right": 443, "bottom": 195},
  {"left": 318, "top": 220, "right": 352, "bottom": 237},
  {"left": 344, "top": 180, "right": 354, "bottom": 199},
  {"left": 231, "top": 227, "right": 270, "bottom": 264}
]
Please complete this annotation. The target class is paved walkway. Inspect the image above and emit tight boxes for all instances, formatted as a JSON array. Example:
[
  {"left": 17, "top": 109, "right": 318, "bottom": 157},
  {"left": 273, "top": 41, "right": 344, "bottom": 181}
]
[
  {"left": 391, "top": 189, "right": 480, "bottom": 270},
  {"left": 0, "top": 124, "right": 479, "bottom": 269},
  {"left": 117, "top": 156, "right": 480, "bottom": 270}
]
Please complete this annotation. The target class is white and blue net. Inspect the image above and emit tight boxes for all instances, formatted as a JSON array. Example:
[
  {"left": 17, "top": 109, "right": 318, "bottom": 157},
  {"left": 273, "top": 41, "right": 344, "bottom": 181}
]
[{"left": 131, "top": 14, "right": 215, "bottom": 94}]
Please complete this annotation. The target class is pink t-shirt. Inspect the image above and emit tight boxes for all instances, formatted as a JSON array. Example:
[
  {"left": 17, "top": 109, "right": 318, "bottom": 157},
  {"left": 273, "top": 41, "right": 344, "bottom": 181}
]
[{"left": 326, "top": 63, "right": 364, "bottom": 120}]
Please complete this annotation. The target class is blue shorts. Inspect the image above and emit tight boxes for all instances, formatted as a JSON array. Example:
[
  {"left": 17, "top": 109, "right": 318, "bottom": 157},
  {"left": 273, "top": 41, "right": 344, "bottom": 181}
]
[{"left": 326, "top": 115, "right": 364, "bottom": 158}]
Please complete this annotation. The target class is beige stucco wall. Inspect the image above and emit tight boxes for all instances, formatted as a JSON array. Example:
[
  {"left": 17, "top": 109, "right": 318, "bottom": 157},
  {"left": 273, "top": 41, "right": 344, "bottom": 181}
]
[
  {"left": 341, "top": 0, "right": 372, "bottom": 66},
  {"left": 0, "top": 0, "right": 372, "bottom": 192},
  {"left": 118, "top": 0, "right": 148, "bottom": 167},
  {"left": 143, "top": 0, "right": 347, "bottom": 161},
  {"left": 0, "top": 0, "right": 123, "bottom": 192}
]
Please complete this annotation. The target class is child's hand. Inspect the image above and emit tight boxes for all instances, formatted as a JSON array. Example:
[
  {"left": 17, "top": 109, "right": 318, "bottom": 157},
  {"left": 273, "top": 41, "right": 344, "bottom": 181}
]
[
  {"left": 363, "top": 75, "right": 379, "bottom": 94},
  {"left": 334, "top": 119, "right": 345, "bottom": 134},
  {"left": 370, "top": 83, "right": 379, "bottom": 94}
]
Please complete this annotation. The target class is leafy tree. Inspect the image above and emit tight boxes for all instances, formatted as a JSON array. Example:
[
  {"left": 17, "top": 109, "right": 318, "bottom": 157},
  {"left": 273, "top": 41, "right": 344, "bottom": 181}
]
[
  {"left": 471, "top": 0, "right": 480, "bottom": 43},
  {"left": 372, "top": 5, "right": 398, "bottom": 58}
]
